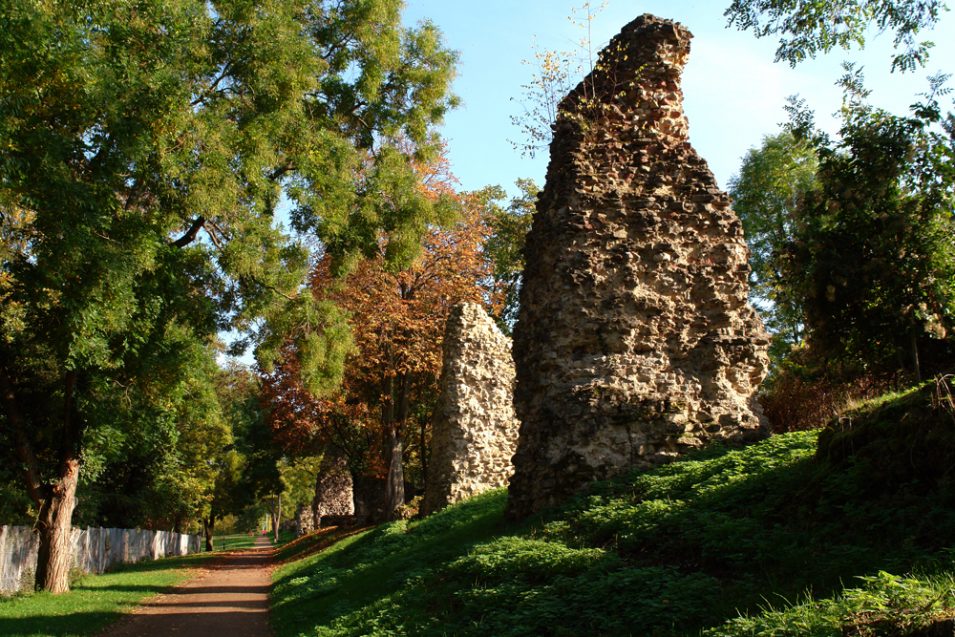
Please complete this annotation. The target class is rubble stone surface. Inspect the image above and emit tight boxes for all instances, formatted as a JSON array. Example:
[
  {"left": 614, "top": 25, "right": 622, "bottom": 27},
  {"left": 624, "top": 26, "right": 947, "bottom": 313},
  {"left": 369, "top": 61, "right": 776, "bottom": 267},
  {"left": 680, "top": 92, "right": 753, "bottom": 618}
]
[
  {"left": 422, "top": 303, "right": 520, "bottom": 515},
  {"left": 507, "top": 14, "right": 770, "bottom": 518},
  {"left": 295, "top": 505, "right": 314, "bottom": 536},
  {"left": 313, "top": 450, "right": 354, "bottom": 525}
]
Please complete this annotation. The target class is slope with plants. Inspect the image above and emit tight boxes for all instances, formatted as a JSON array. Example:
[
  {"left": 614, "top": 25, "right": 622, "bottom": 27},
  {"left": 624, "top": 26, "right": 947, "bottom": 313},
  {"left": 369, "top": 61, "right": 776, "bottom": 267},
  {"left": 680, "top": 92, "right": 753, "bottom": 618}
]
[{"left": 271, "top": 382, "right": 955, "bottom": 636}]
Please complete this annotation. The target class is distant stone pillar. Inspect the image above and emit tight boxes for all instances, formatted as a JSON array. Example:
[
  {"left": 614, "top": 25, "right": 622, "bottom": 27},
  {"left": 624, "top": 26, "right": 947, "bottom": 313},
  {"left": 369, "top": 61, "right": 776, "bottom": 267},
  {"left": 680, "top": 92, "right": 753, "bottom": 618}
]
[
  {"left": 422, "top": 303, "right": 519, "bottom": 516},
  {"left": 313, "top": 450, "right": 354, "bottom": 526},
  {"left": 507, "top": 14, "right": 770, "bottom": 519},
  {"left": 294, "top": 505, "right": 315, "bottom": 536}
]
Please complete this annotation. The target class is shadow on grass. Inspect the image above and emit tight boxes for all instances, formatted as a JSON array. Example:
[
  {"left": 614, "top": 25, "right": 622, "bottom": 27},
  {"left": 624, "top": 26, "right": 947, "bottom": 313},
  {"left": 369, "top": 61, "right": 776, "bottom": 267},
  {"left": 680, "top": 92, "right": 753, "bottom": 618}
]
[
  {"left": 271, "top": 489, "right": 514, "bottom": 636},
  {"left": 274, "top": 526, "right": 372, "bottom": 565},
  {"left": 0, "top": 610, "right": 126, "bottom": 637},
  {"left": 0, "top": 550, "right": 211, "bottom": 637},
  {"left": 271, "top": 428, "right": 955, "bottom": 636}
]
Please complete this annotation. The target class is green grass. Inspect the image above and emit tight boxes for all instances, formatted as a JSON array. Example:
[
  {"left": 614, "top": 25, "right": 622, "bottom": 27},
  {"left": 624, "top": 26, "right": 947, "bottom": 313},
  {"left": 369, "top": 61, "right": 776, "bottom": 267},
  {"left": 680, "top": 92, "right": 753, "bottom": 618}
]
[
  {"left": 211, "top": 529, "right": 298, "bottom": 552},
  {"left": 704, "top": 569, "right": 955, "bottom": 636},
  {"left": 0, "top": 553, "right": 209, "bottom": 637},
  {"left": 276, "top": 528, "right": 297, "bottom": 546},
  {"left": 271, "top": 384, "right": 955, "bottom": 636},
  {"left": 212, "top": 533, "right": 263, "bottom": 551},
  {"left": 274, "top": 527, "right": 365, "bottom": 564}
]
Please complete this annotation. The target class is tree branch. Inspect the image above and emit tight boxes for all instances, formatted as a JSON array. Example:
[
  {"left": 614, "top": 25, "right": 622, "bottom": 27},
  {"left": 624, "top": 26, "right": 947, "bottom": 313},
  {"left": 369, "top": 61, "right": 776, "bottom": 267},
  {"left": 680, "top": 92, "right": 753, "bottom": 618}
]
[
  {"left": 191, "top": 61, "right": 233, "bottom": 107},
  {"left": 268, "top": 162, "right": 296, "bottom": 182},
  {"left": 172, "top": 216, "right": 206, "bottom": 248},
  {"left": 204, "top": 224, "right": 223, "bottom": 249}
]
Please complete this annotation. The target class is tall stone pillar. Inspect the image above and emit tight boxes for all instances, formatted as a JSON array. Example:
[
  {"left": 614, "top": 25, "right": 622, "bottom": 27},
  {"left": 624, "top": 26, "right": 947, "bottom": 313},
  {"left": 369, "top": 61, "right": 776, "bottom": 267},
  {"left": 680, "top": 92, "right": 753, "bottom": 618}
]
[{"left": 507, "top": 14, "right": 769, "bottom": 519}]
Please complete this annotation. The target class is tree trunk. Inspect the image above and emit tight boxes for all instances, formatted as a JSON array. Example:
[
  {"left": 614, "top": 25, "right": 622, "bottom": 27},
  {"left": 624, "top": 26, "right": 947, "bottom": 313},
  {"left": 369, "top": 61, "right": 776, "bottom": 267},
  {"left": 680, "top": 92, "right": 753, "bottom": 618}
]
[
  {"left": 383, "top": 372, "right": 411, "bottom": 521},
  {"left": 271, "top": 494, "right": 281, "bottom": 543},
  {"left": 204, "top": 515, "right": 215, "bottom": 552},
  {"left": 2, "top": 370, "right": 84, "bottom": 594},
  {"left": 384, "top": 425, "right": 405, "bottom": 520},
  {"left": 311, "top": 470, "right": 322, "bottom": 529},
  {"left": 912, "top": 332, "right": 922, "bottom": 381},
  {"left": 34, "top": 457, "right": 80, "bottom": 593},
  {"left": 419, "top": 414, "right": 429, "bottom": 490}
]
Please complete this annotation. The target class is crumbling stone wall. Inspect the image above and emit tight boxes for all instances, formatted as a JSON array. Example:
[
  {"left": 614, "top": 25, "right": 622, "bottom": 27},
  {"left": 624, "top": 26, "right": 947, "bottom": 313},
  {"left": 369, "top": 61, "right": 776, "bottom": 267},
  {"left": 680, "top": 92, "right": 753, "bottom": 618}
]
[
  {"left": 295, "top": 505, "right": 315, "bottom": 536},
  {"left": 422, "top": 303, "right": 519, "bottom": 516},
  {"left": 507, "top": 14, "right": 770, "bottom": 519},
  {"left": 312, "top": 450, "right": 354, "bottom": 526}
]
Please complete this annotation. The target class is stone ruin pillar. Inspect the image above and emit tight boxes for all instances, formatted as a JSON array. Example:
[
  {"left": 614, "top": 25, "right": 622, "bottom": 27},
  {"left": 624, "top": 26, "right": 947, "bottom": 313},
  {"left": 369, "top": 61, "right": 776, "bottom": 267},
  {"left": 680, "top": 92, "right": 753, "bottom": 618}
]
[
  {"left": 422, "top": 303, "right": 520, "bottom": 516},
  {"left": 294, "top": 505, "right": 315, "bottom": 536},
  {"left": 507, "top": 14, "right": 770, "bottom": 519},
  {"left": 312, "top": 449, "right": 354, "bottom": 526}
]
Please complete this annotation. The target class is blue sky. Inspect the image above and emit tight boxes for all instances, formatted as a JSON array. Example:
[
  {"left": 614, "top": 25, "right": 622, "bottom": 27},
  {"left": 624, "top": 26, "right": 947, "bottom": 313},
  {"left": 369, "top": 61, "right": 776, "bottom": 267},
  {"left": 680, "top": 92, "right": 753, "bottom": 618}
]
[
  {"left": 224, "top": 2, "right": 954, "bottom": 366},
  {"left": 402, "top": 1, "right": 955, "bottom": 194}
]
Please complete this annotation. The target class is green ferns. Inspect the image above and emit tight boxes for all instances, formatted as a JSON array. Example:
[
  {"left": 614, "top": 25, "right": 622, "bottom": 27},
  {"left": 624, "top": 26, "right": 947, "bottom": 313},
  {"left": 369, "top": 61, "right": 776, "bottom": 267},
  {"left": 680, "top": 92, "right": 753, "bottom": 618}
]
[
  {"left": 707, "top": 571, "right": 955, "bottom": 636},
  {"left": 272, "top": 387, "right": 955, "bottom": 636}
]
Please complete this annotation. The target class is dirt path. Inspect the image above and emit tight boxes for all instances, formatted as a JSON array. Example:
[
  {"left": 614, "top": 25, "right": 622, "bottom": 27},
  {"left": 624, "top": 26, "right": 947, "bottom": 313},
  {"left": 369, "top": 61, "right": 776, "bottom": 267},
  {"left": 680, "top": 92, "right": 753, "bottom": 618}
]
[{"left": 102, "top": 536, "right": 274, "bottom": 637}]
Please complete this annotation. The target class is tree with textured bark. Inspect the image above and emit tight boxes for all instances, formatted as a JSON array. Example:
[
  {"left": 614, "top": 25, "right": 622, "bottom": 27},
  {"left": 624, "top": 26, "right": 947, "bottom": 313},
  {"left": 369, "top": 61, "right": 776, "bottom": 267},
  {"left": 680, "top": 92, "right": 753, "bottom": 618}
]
[{"left": 0, "top": 0, "right": 456, "bottom": 592}]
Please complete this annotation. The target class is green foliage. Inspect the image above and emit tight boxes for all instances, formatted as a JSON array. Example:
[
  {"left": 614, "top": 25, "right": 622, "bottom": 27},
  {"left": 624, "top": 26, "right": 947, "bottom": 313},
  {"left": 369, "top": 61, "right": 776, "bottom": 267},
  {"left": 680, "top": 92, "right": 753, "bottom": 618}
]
[
  {"left": 724, "top": 0, "right": 946, "bottom": 72},
  {"left": 255, "top": 297, "right": 355, "bottom": 397},
  {"left": 478, "top": 179, "right": 538, "bottom": 333},
  {"left": 784, "top": 68, "right": 955, "bottom": 376},
  {"left": 278, "top": 454, "right": 324, "bottom": 513},
  {"left": 271, "top": 490, "right": 507, "bottom": 637},
  {"left": 0, "top": 477, "right": 32, "bottom": 525},
  {"left": 705, "top": 571, "right": 955, "bottom": 637},
  {"left": 0, "top": 0, "right": 458, "bottom": 567},
  {"left": 730, "top": 132, "right": 818, "bottom": 367},
  {"left": 272, "top": 385, "right": 955, "bottom": 636}
]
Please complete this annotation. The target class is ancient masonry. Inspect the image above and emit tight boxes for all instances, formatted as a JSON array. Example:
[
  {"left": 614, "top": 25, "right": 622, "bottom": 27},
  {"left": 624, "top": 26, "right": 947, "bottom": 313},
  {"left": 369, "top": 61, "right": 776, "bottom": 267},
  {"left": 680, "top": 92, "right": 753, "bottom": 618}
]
[
  {"left": 295, "top": 505, "right": 315, "bottom": 535},
  {"left": 313, "top": 450, "right": 354, "bottom": 525},
  {"left": 422, "top": 303, "right": 520, "bottom": 516},
  {"left": 507, "top": 14, "right": 770, "bottom": 518}
]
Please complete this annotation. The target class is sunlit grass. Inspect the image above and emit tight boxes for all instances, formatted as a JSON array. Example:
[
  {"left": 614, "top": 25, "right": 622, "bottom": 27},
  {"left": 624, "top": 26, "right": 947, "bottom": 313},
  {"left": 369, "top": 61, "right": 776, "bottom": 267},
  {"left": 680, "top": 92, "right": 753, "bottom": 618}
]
[
  {"left": 211, "top": 529, "right": 297, "bottom": 552},
  {"left": 271, "top": 383, "right": 955, "bottom": 636},
  {"left": 211, "top": 533, "right": 261, "bottom": 551},
  {"left": 0, "top": 553, "right": 209, "bottom": 637}
]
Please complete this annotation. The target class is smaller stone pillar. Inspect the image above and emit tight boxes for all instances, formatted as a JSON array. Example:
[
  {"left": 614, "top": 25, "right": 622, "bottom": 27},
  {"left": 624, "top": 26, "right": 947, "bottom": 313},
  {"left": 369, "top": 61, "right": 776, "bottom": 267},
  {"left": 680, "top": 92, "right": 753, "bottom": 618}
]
[
  {"left": 294, "top": 505, "right": 315, "bottom": 536},
  {"left": 313, "top": 450, "right": 354, "bottom": 526},
  {"left": 422, "top": 303, "right": 520, "bottom": 516}
]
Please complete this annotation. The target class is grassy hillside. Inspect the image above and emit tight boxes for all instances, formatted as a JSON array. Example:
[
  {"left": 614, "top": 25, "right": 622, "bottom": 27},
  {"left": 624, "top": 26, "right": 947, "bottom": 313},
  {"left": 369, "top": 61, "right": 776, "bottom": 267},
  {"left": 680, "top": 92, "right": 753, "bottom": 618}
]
[{"left": 271, "top": 385, "right": 955, "bottom": 636}]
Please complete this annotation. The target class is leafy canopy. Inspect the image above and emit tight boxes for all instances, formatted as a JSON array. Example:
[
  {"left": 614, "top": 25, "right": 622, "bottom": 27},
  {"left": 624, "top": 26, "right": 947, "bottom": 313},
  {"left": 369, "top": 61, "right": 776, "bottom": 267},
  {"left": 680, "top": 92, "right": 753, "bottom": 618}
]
[
  {"left": 724, "top": 0, "right": 947, "bottom": 72},
  {"left": 783, "top": 67, "right": 955, "bottom": 375},
  {"left": 0, "top": 0, "right": 458, "bottom": 588},
  {"left": 729, "top": 132, "right": 818, "bottom": 367}
]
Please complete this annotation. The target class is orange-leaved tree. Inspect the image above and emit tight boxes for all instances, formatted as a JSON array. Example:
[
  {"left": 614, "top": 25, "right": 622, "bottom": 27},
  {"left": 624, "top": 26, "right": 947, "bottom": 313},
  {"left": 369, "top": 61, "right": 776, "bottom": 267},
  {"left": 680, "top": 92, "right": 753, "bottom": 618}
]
[
  {"left": 263, "top": 154, "right": 500, "bottom": 521},
  {"left": 322, "top": 198, "right": 495, "bottom": 519}
]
